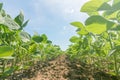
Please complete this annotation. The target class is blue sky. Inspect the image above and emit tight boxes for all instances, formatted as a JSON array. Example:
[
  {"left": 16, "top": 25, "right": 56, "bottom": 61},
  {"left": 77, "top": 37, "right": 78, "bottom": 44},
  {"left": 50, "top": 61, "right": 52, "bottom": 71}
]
[{"left": 0, "top": 0, "right": 89, "bottom": 50}]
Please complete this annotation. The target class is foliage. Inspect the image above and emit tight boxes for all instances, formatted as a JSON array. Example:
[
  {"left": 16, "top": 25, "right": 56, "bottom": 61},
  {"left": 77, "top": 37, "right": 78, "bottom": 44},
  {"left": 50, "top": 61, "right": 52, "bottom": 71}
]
[
  {"left": 0, "top": 3, "right": 62, "bottom": 79},
  {"left": 68, "top": 0, "right": 120, "bottom": 76}
]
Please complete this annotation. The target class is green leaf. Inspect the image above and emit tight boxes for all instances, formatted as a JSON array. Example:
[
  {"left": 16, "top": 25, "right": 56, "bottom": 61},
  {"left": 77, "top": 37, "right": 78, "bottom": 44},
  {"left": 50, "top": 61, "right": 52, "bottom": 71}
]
[
  {"left": 70, "top": 36, "right": 79, "bottom": 43},
  {"left": 103, "top": 1, "right": 120, "bottom": 21},
  {"left": 108, "top": 49, "right": 116, "bottom": 56},
  {"left": 41, "top": 34, "right": 48, "bottom": 42},
  {"left": 87, "top": 12, "right": 99, "bottom": 16},
  {"left": 111, "top": 25, "right": 120, "bottom": 31},
  {"left": 98, "top": 2, "right": 111, "bottom": 11},
  {"left": 103, "top": 10, "right": 119, "bottom": 20},
  {"left": 29, "top": 44, "right": 37, "bottom": 53},
  {"left": 19, "top": 31, "right": 31, "bottom": 42},
  {"left": 70, "top": 22, "right": 85, "bottom": 29},
  {"left": 0, "top": 14, "right": 20, "bottom": 30},
  {"left": 112, "top": 1, "right": 120, "bottom": 11},
  {"left": 85, "top": 15, "right": 115, "bottom": 31},
  {"left": 77, "top": 29, "right": 88, "bottom": 35},
  {"left": 14, "top": 11, "right": 24, "bottom": 26},
  {"left": 0, "top": 3, "right": 3, "bottom": 11},
  {"left": 21, "top": 20, "right": 29, "bottom": 29},
  {"left": 47, "top": 40, "right": 52, "bottom": 44},
  {"left": 106, "top": 21, "right": 116, "bottom": 30},
  {"left": 104, "top": 1, "right": 120, "bottom": 17},
  {"left": 86, "top": 23, "right": 107, "bottom": 34},
  {"left": 113, "top": 0, "right": 120, "bottom": 5},
  {"left": 81, "top": 0, "right": 110, "bottom": 12},
  {"left": 32, "top": 35, "right": 43, "bottom": 43},
  {"left": 85, "top": 15, "right": 107, "bottom": 25},
  {"left": 0, "top": 46, "right": 14, "bottom": 58},
  {"left": 70, "top": 22, "right": 88, "bottom": 35}
]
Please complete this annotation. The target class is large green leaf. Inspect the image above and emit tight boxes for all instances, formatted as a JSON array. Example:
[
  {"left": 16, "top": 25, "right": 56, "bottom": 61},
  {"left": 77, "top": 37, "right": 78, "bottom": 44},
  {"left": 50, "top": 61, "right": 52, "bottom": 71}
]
[
  {"left": 86, "top": 23, "right": 107, "bottom": 34},
  {"left": 81, "top": 0, "right": 110, "bottom": 12},
  {"left": 85, "top": 15, "right": 115, "bottom": 31},
  {"left": 0, "top": 14, "right": 20, "bottom": 30},
  {"left": 85, "top": 15, "right": 107, "bottom": 25},
  {"left": 0, "top": 46, "right": 14, "bottom": 58},
  {"left": 4, "top": 17, "right": 20, "bottom": 30}
]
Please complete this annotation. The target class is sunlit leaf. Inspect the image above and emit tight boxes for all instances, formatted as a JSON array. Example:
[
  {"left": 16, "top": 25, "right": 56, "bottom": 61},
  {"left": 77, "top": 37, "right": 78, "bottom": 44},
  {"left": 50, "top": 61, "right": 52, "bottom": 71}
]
[
  {"left": 1, "top": 17, "right": 20, "bottom": 30},
  {"left": 0, "top": 46, "right": 14, "bottom": 58},
  {"left": 71, "top": 22, "right": 88, "bottom": 35},
  {"left": 87, "top": 12, "right": 99, "bottom": 16},
  {"left": 81, "top": 0, "right": 110, "bottom": 12},
  {"left": 70, "top": 22, "right": 85, "bottom": 29},
  {"left": 29, "top": 44, "right": 37, "bottom": 53},
  {"left": 86, "top": 23, "right": 107, "bottom": 34}
]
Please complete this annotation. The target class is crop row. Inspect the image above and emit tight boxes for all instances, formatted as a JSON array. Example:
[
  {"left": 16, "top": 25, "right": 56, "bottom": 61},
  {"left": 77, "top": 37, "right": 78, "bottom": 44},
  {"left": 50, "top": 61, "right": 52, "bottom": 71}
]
[{"left": 0, "top": 3, "right": 62, "bottom": 79}]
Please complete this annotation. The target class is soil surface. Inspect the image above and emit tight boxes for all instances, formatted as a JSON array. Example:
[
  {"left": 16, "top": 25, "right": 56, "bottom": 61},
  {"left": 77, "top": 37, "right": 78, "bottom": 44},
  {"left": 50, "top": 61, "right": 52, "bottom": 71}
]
[{"left": 6, "top": 55, "right": 119, "bottom": 80}]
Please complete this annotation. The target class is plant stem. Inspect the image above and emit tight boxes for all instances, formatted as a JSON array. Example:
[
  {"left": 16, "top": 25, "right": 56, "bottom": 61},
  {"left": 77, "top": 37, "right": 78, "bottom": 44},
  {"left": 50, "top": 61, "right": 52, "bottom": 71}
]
[{"left": 108, "top": 32, "right": 119, "bottom": 76}]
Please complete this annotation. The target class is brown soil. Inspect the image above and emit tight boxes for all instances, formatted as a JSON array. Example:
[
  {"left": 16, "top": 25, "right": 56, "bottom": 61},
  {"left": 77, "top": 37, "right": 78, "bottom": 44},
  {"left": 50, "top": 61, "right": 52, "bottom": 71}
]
[{"left": 6, "top": 55, "right": 119, "bottom": 80}]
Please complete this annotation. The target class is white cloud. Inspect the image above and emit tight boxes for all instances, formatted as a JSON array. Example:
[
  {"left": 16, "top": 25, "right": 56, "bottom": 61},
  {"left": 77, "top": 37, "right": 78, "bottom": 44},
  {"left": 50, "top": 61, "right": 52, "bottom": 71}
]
[
  {"left": 32, "top": 0, "right": 89, "bottom": 21},
  {"left": 31, "top": 0, "right": 89, "bottom": 33}
]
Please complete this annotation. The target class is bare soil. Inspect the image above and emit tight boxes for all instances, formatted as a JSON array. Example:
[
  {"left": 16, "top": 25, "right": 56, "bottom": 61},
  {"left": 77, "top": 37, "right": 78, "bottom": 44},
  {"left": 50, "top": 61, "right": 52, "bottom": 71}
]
[{"left": 6, "top": 55, "right": 119, "bottom": 80}]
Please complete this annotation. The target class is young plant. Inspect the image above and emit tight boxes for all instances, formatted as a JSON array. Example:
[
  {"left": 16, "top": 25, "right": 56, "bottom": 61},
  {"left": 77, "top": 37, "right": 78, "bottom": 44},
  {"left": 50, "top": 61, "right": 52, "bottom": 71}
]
[{"left": 69, "top": 0, "right": 120, "bottom": 76}]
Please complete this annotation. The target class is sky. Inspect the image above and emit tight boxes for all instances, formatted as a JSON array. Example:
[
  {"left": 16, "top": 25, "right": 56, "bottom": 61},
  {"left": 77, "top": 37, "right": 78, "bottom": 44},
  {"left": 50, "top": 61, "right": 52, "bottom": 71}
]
[{"left": 0, "top": 0, "right": 89, "bottom": 50}]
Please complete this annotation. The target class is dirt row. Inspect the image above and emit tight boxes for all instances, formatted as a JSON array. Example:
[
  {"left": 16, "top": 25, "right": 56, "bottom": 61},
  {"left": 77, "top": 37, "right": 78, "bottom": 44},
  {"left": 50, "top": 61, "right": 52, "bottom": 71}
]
[{"left": 6, "top": 55, "right": 119, "bottom": 80}]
